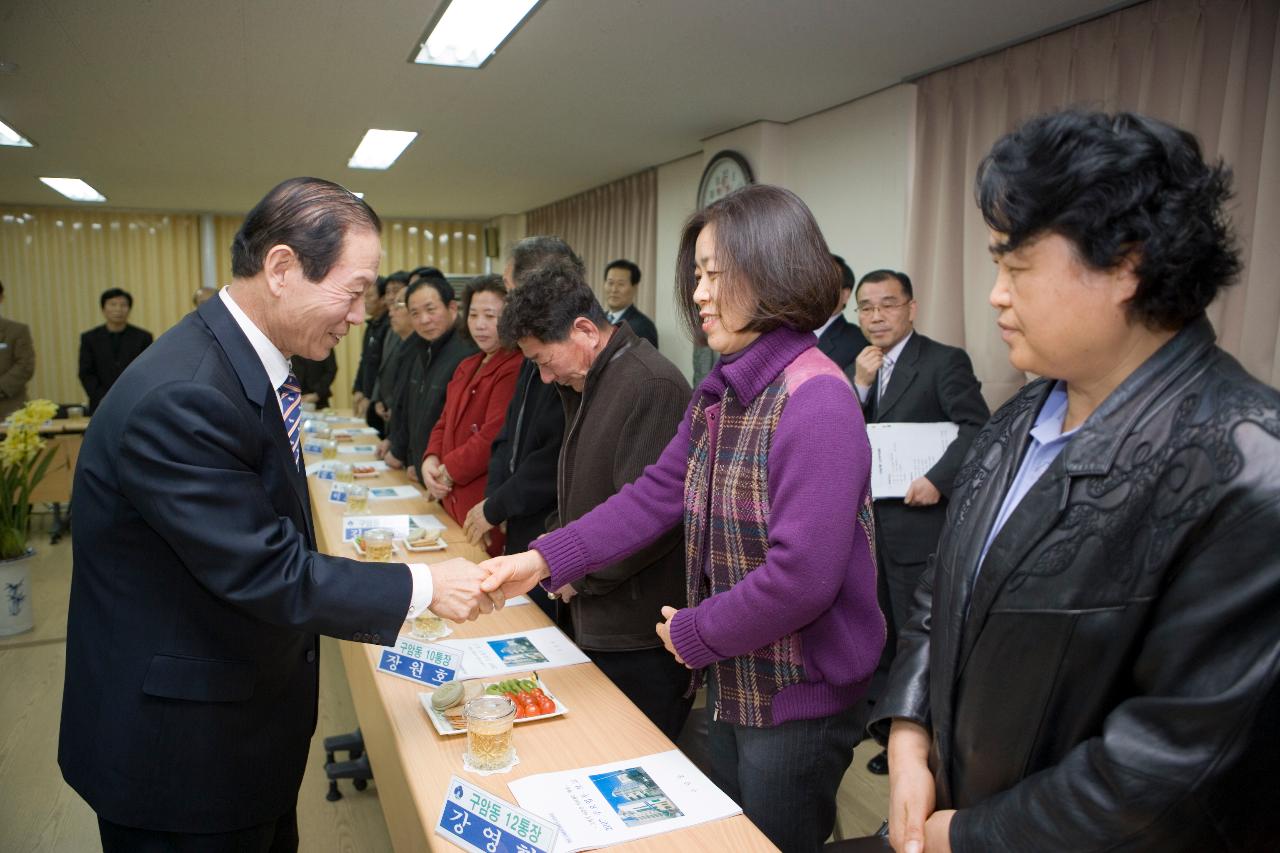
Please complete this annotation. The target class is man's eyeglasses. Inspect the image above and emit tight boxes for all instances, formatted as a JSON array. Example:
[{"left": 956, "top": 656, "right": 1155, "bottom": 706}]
[{"left": 856, "top": 300, "right": 911, "bottom": 317}]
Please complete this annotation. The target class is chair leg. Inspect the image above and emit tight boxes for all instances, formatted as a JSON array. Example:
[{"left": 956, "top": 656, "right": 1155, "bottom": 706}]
[{"left": 323, "top": 729, "right": 373, "bottom": 801}]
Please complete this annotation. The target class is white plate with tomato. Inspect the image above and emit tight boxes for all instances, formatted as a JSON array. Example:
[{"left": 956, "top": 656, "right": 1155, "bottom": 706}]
[{"left": 418, "top": 675, "right": 567, "bottom": 736}]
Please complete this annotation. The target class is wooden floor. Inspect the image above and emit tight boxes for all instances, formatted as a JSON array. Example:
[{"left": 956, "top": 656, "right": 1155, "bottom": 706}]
[{"left": 0, "top": 514, "right": 888, "bottom": 852}]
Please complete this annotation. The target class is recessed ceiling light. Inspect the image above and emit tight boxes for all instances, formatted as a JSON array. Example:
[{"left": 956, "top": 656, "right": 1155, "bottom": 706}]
[
  {"left": 39, "top": 177, "right": 106, "bottom": 203},
  {"left": 412, "top": 0, "right": 542, "bottom": 69},
  {"left": 347, "top": 129, "right": 418, "bottom": 170},
  {"left": 0, "top": 117, "right": 33, "bottom": 147}
]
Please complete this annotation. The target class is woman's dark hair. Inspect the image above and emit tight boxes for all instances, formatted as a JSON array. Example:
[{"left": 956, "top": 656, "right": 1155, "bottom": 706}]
[
  {"left": 231, "top": 177, "right": 381, "bottom": 282},
  {"left": 100, "top": 287, "right": 133, "bottom": 309},
  {"left": 977, "top": 109, "right": 1240, "bottom": 330},
  {"left": 459, "top": 274, "right": 511, "bottom": 348},
  {"left": 675, "top": 184, "right": 839, "bottom": 340},
  {"left": 499, "top": 257, "right": 607, "bottom": 347}
]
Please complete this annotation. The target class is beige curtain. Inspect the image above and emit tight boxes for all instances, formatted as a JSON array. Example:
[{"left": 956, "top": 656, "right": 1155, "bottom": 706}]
[
  {"left": 525, "top": 169, "right": 658, "bottom": 317},
  {"left": 0, "top": 206, "right": 201, "bottom": 406},
  {"left": 905, "top": 0, "right": 1280, "bottom": 407}
]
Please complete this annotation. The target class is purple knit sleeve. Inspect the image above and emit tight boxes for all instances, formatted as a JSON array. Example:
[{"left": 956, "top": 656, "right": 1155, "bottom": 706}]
[
  {"left": 670, "top": 375, "right": 872, "bottom": 668},
  {"left": 532, "top": 413, "right": 690, "bottom": 591}
]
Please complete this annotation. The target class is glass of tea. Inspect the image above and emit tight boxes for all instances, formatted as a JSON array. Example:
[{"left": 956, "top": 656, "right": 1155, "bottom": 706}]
[
  {"left": 362, "top": 527, "right": 393, "bottom": 562},
  {"left": 333, "top": 462, "right": 354, "bottom": 483},
  {"left": 464, "top": 695, "right": 517, "bottom": 772},
  {"left": 346, "top": 484, "right": 369, "bottom": 514},
  {"left": 411, "top": 612, "right": 450, "bottom": 641},
  {"left": 321, "top": 439, "right": 339, "bottom": 460}
]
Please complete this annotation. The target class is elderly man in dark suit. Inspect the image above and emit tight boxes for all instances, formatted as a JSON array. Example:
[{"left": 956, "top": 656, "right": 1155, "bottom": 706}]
[
  {"left": 78, "top": 287, "right": 153, "bottom": 414},
  {"left": 60, "top": 178, "right": 493, "bottom": 852},
  {"left": 815, "top": 254, "right": 869, "bottom": 371},
  {"left": 847, "top": 268, "right": 989, "bottom": 775}
]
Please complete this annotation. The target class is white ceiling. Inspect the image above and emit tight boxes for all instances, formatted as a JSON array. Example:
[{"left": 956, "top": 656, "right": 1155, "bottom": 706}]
[{"left": 0, "top": 0, "right": 1126, "bottom": 219}]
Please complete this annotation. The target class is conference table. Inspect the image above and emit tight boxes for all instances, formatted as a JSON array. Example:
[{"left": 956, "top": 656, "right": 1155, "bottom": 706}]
[{"left": 307, "top": 419, "right": 778, "bottom": 852}]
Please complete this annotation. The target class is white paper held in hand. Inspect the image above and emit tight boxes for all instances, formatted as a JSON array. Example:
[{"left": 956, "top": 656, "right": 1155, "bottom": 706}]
[{"left": 866, "top": 421, "right": 959, "bottom": 499}]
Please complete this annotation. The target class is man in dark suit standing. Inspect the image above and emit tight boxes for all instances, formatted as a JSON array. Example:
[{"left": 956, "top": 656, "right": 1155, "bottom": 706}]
[
  {"left": 815, "top": 254, "right": 870, "bottom": 371},
  {"left": 60, "top": 178, "right": 494, "bottom": 851},
  {"left": 78, "top": 287, "right": 153, "bottom": 414},
  {"left": 0, "top": 280, "right": 35, "bottom": 420},
  {"left": 602, "top": 259, "right": 658, "bottom": 348},
  {"left": 847, "top": 269, "right": 989, "bottom": 775}
]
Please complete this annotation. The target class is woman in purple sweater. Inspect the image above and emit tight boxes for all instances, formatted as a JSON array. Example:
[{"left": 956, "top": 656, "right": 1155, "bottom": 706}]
[{"left": 482, "top": 185, "right": 883, "bottom": 852}]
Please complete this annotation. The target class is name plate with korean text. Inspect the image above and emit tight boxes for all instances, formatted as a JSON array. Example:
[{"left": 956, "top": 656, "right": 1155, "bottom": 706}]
[
  {"left": 376, "top": 636, "right": 463, "bottom": 687},
  {"left": 436, "top": 776, "right": 557, "bottom": 853}
]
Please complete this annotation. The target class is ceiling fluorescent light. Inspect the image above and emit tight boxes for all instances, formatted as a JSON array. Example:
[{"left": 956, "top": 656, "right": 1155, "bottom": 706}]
[
  {"left": 412, "top": 0, "right": 541, "bottom": 69},
  {"left": 39, "top": 177, "right": 106, "bottom": 202},
  {"left": 347, "top": 129, "right": 418, "bottom": 170},
  {"left": 0, "top": 117, "right": 33, "bottom": 147}
]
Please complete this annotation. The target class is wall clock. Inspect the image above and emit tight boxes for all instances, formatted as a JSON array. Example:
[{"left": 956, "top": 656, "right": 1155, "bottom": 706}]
[{"left": 698, "top": 150, "right": 753, "bottom": 208}]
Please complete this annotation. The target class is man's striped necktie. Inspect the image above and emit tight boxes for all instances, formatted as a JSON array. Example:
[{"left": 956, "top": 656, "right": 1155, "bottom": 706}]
[{"left": 278, "top": 372, "right": 303, "bottom": 469}]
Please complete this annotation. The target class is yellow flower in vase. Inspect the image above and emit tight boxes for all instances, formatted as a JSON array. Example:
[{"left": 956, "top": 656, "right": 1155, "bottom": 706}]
[{"left": 0, "top": 399, "right": 59, "bottom": 559}]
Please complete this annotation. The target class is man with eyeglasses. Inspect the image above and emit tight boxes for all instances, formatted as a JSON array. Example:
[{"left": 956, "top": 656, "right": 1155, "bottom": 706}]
[{"left": 847, "top": 269, "right": 989, "bottom": 776}]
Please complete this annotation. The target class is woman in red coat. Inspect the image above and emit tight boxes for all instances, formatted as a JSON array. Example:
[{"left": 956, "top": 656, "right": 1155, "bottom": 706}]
[{"left": 422, "top": 275, "right": 521, "bottom": 555}]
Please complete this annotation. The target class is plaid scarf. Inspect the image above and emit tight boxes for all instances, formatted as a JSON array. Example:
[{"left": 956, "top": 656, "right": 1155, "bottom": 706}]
[{"left": 683, "top": 370, "right": 808, "bottom": 728}]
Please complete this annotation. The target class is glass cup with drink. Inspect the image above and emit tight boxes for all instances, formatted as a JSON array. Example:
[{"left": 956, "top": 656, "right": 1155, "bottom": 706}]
[
  {"left": 410, "top": 610, "right": 451, "bottom": 641},
  {"left": 333, "top": 462, "right": 354, "bottom": 483},
  {"left": 362, "top": 527, "right": 394, "bottom": 562},
  {"left": 345, "top": 484, "right": 369, "bottom": 514},
  {"left": 464, "top": 695, "right": 517, "bottom": 773}
]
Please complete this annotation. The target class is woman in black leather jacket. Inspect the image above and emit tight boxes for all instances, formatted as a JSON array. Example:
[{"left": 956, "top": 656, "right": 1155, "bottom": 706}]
[{"left": 872, "top": 110, "right": 1280, "bottom": 852}]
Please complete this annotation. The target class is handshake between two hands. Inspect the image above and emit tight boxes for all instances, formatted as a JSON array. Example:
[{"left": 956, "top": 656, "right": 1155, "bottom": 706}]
[
  {"left": 425, "top": 550, "right": 553, "bottom": 623},
  {"left": 423, "top": 550, "right": 689, "bottom": 670}
]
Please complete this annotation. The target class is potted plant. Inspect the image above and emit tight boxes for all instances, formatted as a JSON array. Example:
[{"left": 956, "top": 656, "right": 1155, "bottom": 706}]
[{"left": 0, "top": 399, "right": 59, "bottom": 636}]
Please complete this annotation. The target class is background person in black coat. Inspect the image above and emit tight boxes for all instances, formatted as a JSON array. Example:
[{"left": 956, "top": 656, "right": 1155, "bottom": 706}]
[
  {"left": 602, "top": 258, "right": 659, "bottom": 348},
  {"left": 381, "top": 275, "right": 477, "bottom": 481},
  {"left": 815, "top": 254, "right": 869, "bottom": 370},
  {"left": 847, "top": 268, "right": 989, "bottom": 774},
  {"left": 78, "top": 287, "right": 152, "bottom": 413},
  {"left": 292, "top": 351, "right": 337, "bottom": 409},
  {"left": 59, "top": 178, "right": 493, "bottom": 852}
]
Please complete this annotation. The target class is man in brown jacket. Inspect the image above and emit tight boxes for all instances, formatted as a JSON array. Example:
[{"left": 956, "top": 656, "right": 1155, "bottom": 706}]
[
  {"left": 0, "top": 281, "right": 36, "bottom": 419},
  {"left": 499, "top": 256, "right": 693, "bottom": 740}
]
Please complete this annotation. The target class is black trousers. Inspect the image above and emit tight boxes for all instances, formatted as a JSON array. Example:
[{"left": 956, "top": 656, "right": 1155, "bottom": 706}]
[
  {"left": 98, "top": 810, "right": 298, "bottom": 853},
  {"left": 586, "top": 646, "right": 694, "bottom": 742}
]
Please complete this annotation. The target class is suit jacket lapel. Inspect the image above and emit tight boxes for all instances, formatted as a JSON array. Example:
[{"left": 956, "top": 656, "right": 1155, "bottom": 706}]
[
  {"left": 874, "top": 334, "right": 921, "bottom": 420},
  {"left": 196, "top": 297, "right": 314, "bottom": 543}
]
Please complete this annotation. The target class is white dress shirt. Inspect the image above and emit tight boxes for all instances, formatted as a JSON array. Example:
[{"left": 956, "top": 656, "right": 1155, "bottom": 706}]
[{"left": 218, "top": 286, "right": 433, "bottom": 620}]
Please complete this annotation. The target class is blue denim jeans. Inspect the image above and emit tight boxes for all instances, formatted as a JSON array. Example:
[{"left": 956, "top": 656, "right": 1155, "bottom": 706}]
[{"left": 705, "top": 673, "right": 860, "bottom": 853}]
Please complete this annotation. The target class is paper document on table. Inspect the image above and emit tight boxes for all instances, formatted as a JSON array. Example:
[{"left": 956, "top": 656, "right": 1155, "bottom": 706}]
[
  {"left": 507, "top": 749, "right": 742, "bottom": 852},
  {"left": 452, "top": 627, "right": 590, "bottom": 678},
  {"left": 867, "top": 422, "right": 959, "bottom": 499}
]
